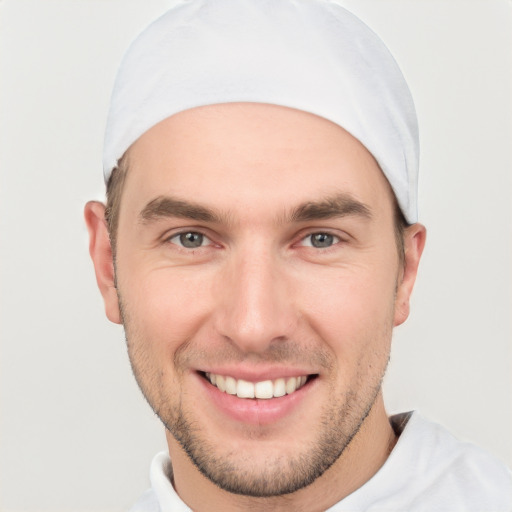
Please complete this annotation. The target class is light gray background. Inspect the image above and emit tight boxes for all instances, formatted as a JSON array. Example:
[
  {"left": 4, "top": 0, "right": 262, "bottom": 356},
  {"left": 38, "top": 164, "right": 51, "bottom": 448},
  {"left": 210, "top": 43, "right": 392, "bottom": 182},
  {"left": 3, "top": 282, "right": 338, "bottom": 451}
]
[{"left": 1, "top": 0, "right": 510, "bottom": 510}]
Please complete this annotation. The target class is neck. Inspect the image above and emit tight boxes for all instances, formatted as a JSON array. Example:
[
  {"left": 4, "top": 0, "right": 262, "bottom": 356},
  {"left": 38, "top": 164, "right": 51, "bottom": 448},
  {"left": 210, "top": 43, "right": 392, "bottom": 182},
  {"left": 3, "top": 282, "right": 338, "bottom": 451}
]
[{"left": 166, "top": 393, "right": 396, "bottom": 512}]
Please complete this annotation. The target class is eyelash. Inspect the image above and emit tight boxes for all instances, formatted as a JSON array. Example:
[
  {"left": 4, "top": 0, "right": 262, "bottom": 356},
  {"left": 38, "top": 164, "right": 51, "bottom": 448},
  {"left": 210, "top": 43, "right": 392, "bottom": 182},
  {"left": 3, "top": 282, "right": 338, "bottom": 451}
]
[
  {"left": 298, "top": 232, "right": 341, "bottom": 249},
  {"left": 165, "top": 230, "right": 344, "bottom": 251},
  {"left": 167, "top": 231, "right": 213, "bottom": 249}
]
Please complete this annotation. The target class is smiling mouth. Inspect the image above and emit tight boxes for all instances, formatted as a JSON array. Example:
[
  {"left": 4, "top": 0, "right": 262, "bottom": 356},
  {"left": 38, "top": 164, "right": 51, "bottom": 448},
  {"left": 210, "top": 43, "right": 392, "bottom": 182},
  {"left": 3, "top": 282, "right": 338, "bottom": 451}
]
[{"left": 203, "top": 372, "right": 316, "bottom": 399}]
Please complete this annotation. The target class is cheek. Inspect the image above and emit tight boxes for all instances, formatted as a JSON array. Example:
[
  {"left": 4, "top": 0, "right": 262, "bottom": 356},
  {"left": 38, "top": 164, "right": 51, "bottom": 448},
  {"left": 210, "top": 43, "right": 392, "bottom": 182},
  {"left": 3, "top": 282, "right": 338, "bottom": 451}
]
[
  {"left": 294, "top": 264, "right": 397, "bottom": 355},
  {"left": 120, "top": 266, "right": 215, "bottom": 356}
]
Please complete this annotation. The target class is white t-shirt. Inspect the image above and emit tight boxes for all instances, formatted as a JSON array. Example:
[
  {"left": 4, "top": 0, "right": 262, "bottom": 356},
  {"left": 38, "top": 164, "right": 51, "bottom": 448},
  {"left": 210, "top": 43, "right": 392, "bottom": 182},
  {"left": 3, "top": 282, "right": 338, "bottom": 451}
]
[{"left": 129, "top": 412, "right": 512, "bottom": 511}]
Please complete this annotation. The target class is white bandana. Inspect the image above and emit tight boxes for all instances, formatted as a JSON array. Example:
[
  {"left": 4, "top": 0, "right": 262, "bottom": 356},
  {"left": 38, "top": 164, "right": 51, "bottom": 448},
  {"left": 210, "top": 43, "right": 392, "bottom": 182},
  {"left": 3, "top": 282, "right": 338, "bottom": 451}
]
[{"left": 103, "top": 0, "right": 419, "bottom": 222}]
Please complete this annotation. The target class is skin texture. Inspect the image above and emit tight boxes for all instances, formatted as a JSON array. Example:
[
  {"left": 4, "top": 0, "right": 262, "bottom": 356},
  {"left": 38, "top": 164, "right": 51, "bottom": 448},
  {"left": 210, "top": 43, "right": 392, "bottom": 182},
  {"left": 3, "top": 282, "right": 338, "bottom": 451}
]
[{"left": 85, "top": 103, "right": 426, "bottom": 511}]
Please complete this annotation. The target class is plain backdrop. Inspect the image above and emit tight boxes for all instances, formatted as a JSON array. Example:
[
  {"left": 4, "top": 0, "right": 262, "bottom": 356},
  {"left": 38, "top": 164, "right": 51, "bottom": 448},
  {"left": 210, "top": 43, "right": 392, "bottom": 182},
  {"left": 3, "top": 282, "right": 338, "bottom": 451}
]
[{"left": 0, "top": 0, "right": 510, "bottom": 510}]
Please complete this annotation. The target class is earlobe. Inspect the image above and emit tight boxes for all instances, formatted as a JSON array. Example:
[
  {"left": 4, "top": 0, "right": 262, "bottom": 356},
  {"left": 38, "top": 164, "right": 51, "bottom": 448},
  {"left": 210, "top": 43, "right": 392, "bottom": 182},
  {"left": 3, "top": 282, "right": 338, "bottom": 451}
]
[
  {"left": 393, "top": 223, "right": 427, "bottom": 327},
  {"left": 84, "top": 201, "right": 122, "bottom": 324}
]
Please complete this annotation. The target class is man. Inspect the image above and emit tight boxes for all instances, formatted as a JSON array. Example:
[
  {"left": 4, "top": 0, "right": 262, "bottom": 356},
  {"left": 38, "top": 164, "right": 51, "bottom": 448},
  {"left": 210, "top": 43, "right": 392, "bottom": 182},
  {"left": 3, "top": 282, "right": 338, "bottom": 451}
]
[{"left": 85, "top": 0, "right": 512, "bottom": 510}]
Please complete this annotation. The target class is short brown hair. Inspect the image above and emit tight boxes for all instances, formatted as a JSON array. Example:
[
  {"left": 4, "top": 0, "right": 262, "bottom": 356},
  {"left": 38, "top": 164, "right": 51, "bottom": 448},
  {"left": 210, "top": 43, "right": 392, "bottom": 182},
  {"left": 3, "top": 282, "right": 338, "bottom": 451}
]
[
  {"left": 104, "top": 155, "right": 130, "bottom": 259},
  {"left": 393, "top": 201, "right": 408, "bottom": 266}
]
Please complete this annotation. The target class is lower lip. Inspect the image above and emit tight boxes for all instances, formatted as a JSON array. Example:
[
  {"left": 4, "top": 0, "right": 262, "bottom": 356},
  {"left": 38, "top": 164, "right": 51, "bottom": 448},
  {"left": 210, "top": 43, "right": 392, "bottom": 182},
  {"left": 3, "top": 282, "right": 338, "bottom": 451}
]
[{"left": 197, "top": 374, "right": 315, "bottom": 425}]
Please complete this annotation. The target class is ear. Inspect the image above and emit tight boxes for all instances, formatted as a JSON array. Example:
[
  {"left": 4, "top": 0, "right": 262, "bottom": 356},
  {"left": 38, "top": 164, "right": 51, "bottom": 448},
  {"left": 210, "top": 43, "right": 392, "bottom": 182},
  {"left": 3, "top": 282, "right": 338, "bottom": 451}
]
[
  {"left": 394, "top": 223, "right": 427, "bottom": 327},
  {"left": 84, "top": 201, "right": 122, "bottom": 324}
]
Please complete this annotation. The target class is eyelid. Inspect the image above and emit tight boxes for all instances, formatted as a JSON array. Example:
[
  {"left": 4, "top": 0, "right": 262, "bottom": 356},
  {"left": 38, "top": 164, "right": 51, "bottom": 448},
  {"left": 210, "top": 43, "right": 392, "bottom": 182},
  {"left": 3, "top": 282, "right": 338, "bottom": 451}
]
[
  {"left": 164, "top": 229, "right": 215, "bottom": 248},
  {"left": 161, "top": 227, "right": 348, "bottom": 249},
  {"left": 298, "top": 231, "right": 342, "bottom": 248}
]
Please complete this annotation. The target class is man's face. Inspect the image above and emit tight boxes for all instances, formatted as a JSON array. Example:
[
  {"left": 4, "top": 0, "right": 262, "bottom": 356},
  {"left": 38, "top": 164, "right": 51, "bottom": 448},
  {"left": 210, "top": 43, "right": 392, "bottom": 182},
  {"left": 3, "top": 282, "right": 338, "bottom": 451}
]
[{"left": 109, "top": 103, "right": 410, "bottom": 496}]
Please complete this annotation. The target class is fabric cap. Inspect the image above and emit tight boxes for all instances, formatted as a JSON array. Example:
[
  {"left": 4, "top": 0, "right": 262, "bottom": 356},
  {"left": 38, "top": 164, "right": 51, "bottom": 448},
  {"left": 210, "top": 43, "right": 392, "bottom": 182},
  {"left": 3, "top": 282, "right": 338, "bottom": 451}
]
[{"left": 103, "top": 0, "right": 419, "bottom": 223}]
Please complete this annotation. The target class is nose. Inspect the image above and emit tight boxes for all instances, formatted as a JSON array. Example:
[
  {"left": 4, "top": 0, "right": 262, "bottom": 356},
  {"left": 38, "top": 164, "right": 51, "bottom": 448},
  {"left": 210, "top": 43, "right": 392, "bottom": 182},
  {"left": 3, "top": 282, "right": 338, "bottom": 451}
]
[{"left": 214, "top": 246, "right": 297, "bottom": 354}]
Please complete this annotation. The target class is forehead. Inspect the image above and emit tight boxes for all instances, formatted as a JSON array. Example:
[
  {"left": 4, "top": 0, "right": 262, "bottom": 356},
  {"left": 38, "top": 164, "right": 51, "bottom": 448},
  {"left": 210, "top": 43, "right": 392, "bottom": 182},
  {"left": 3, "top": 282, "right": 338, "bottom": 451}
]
[{"left": 123, "top": 103, "right": 396, "bottom": 218}]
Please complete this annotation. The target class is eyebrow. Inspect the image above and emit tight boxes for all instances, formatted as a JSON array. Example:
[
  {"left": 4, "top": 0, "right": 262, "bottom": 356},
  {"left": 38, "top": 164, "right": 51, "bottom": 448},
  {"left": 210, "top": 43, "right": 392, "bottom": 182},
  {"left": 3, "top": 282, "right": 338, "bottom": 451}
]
[
  {"left": 139, "top": 196, "right": 222, "bottom": 223},
  {"left": 289, "top": 193, "right": 372, "bottom": 223},
  {"left": 139, "top": 193, "right": 372, "bottom": 225}
]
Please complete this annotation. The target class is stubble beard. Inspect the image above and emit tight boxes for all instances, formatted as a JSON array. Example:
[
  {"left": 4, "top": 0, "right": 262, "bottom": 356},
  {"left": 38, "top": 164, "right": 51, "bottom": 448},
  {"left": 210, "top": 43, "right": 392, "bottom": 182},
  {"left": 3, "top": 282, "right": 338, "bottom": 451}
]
[
  {"left": 162, "top": 375, "right": 384, "bottom": 498},
  {"left": 119, "top": 295, "right": 392, "bottom": 498}
]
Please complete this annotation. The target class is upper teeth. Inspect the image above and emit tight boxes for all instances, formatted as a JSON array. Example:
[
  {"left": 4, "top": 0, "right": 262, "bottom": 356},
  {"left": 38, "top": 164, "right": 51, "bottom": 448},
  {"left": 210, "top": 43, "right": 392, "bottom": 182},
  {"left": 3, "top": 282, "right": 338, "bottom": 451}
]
[{"left": 205, "top": 373, "right": 308, "bottom": 399}]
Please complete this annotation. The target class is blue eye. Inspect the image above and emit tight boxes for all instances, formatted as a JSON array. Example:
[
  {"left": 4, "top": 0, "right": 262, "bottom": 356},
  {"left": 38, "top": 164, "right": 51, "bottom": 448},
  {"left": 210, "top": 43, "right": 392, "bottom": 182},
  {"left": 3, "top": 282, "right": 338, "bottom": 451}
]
[
  {"left": 302, "top": 233, "right": 340, "bottom": 248},
  {"left": 169, "top": 232, "right": 209, "bottom": 249}
]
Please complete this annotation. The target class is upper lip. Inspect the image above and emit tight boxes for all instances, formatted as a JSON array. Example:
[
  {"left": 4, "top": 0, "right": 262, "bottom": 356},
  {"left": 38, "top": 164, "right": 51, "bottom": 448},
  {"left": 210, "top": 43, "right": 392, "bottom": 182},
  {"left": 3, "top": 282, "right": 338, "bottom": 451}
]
[{"left": 196, "top": 366, "right": 317, "bottom": 382}]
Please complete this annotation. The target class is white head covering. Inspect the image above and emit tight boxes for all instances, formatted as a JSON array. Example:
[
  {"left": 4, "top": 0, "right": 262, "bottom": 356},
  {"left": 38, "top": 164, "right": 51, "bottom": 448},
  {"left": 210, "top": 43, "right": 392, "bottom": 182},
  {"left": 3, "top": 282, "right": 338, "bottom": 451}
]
[{"left": 103, "top": 0, "right": 419, "bottom": 223}]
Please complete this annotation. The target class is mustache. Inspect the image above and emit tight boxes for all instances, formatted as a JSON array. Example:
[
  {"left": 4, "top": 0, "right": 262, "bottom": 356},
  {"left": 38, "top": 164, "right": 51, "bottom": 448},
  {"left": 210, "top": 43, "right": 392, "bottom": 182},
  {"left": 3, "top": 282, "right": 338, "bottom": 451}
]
[{"left": 174, "top": 337, "right": 335, "bottom": 371}]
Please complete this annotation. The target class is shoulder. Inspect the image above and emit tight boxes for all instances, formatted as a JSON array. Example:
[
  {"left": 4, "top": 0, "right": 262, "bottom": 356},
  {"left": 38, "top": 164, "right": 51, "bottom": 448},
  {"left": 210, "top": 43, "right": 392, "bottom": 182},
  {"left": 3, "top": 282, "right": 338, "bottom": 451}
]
[
  {"left": 128, "top": 488, "right": 161, "bottom": 512},
  {"left": 335, "top": 412, "right": 512, "bottom": 511},
  {"left": 128, "top": 451, "right": 191, "bottom": 512},
  {"left": 392, "top": 412, "right": 512, "bottom": 511}
]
